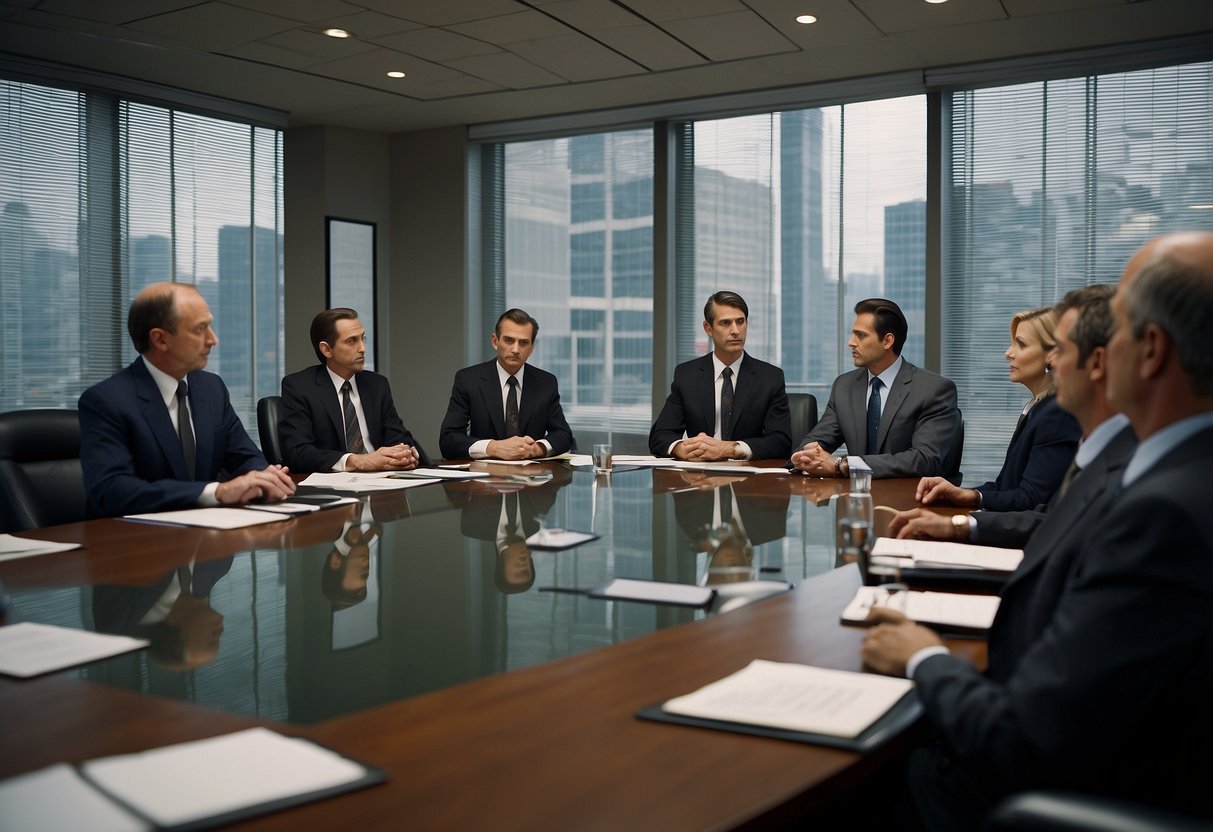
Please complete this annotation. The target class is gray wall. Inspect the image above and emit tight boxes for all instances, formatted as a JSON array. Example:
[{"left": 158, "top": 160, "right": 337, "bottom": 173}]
[{"left": 284, "top": 123, "right": 473, "bottom": 459}]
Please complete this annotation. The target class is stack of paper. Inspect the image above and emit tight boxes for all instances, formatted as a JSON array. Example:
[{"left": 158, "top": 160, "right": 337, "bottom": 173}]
[
  {"left": 0, "top": 728, "right": 384, "bottom": 832},
  {"left": 661, "top": 659, "right": 914, "bottom": 739},
  {"left": 870, "top": 538, "right": 1024, "bottom": 573},
  {"left": 840, "top": 586, "right": 1000, "bottom": 632}
]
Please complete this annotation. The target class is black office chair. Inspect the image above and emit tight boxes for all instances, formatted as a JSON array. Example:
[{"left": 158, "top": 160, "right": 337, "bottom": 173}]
[
  {"left": 986, "top": 791, "right": 1209, "bottom": 832},
  {"left": 942, "top": 410, "right": 964, "bottom": 485},
  {"left": 257, "top": 395, "right": 286, "bottom": 466},
  {"left": 787, "top": 393, "right": 818, "bottom": 445},
  {"left": 0, "top": 409, "right": 88, "bottom": 532}
]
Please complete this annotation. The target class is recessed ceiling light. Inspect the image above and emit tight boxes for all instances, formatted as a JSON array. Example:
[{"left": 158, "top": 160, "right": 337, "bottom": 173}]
[
  {"left": 795, "top": 14, "right": 818, "bottom": 24},
  {"left": 924, "top": 0, "right": 949, "bottom": 4},
  {"left": 386, "top": 71, "right": 406, "bottom": 79},
  {"left": 322, "top": 28, "right": 353, "bottom": 38}
]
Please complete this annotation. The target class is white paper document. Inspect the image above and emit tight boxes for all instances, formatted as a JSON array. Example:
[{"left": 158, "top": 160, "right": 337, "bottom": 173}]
[
  {"left": 591, "top": 578, "right": 713, "bottom": 607},
  {"left": 0, "top": 533, "right": 82, "bottom": 563},
  {"left": 123, "top": 508, "right": 290, "bottom": 530},
  {"left": 662, "top": 659, "right": 914, "bottom": 738},
  {"left": 656, "top": 461, "right": 789, "bottom": 475},
  {"left": 0, "top": 622, "right": 147, "bottom": 678},
  {"left": 0, "top": 763, "right": 149, "bottom": 832},
  {"left": 389, "top": 467, "right": 490, "bottom": 480},
  {"left": 525, "top": 528, "right": 598, "bottom": 550},
  {"left": 871, "top": 537, "right": 1024, "bottom": 573},
  {"left": 80, "top": 727, "right": 372, "bottom": 830},
  {"left": 841, "top": 586, "right": 1001, "bottom": 631},
  {"left": 299, "top": 472, "right": 435, "bottom": 491}
]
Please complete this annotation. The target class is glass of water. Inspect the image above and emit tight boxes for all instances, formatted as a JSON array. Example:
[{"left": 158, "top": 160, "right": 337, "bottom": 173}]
[{"left": 835, "top": 491, "right": 875, "bottom": 575}]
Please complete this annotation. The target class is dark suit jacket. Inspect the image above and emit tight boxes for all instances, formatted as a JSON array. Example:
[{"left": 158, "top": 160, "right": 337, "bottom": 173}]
[
  {"left": 278, "top": 364, "right": 431, "bottom": 473},
  {"left": 446, "top": 469, "right": 571, "bottom": 542},
  {"left": 92, "top": 558, "right": 234, "bottom": 636},
  {"left": 438, "top": 360, "right": 574, "bottom": 460},
  {"left": 973, "top": 394, "right": 1080, "bottom": 512},
  {"left": 973, "top": 424, "right": 1136, "bottom": 550},
  {"left": 79, "top": 359, "right": 265, "bottom": 517},
  {"left": 673, "top": 485, "right": 791, "bottom": 548},
  {"left": 800, "top": 360, "right": 959, "bottom": 479},
  {"left": 649, "top": 353, "right": 792, "bottom": 460},
  {"left": 912, "top": 425, "right": 1213, "bottom": 825}
]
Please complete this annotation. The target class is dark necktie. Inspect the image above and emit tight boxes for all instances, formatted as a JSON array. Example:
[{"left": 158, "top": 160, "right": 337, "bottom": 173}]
[
  {"left": 720, "top": 366, "right": 735, "bottom": 441},
  {"left": 719, "top": 485, "right": 734, "bottom": 526},
  {"left": 341, "top": 381, "right": 365, "bottom": 454},
  {"left": 176, "top": 380, "right": 196, "bottom": 480},
  {"left": 505, "top": 376, "right": 520, "bottom": 436},
  {"left": 1057, "top": 458, "right": 1081, "bottom": 500},
  {"left": 507, "top": 493, "right": 519, "bottom": 532},
  {"left": 866, "top": 377, "right": 883, "bottom": 455},
  {"left": 176, "top": 564, "right": 193, "bottom": 597}
]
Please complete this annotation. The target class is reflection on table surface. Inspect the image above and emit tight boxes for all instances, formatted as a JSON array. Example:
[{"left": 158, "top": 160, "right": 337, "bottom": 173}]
[{"left": 2, "top": 462, "right": 920, "bottom": 726}]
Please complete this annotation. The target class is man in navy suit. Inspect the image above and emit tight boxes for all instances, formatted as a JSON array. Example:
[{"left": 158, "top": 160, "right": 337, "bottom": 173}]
[
  {"left": 79, "top": 282, "right": 295, "bottom": 516},
  {"left": 791, "top": 298, "right": 959, "bottom": 479},
  {"left": 649, "top": 291, "right": 792, "bottom": 460},
  {"left": 888, "top": 284, "right": 1133, "bottom": 551},
  {"left": 279, "top": 308, "right": 431, "bottom": 473},
  {"left": 863, "top": 233, "right": 1213, "bottom": 829},
  {"left": 439, "top": 308, "right": 574, "bottom": 460}
]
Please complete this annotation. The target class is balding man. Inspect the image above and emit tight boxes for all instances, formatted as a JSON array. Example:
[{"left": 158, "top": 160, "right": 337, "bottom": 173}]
[
  {"left": 863, "top": 233, "right": 1213, "bottom": 829},
  {"left": 80, "top": 282, "right": 295, "bottom": 516}
]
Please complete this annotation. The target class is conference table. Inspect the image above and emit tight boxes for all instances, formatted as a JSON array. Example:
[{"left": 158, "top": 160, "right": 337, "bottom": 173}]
[{"left": 0, "top": 461, "right": 985, "bottom": 830}]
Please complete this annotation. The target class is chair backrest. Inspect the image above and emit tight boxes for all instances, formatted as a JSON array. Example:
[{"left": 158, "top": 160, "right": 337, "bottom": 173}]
[
  {"left": 787, "top": 393, "right": 818, "bottom": 445},
  {"left": 942, "top": 410, "right": 964, "bottom": 485},
  {"left": 257, "top": 395, "right": 286, "bottom": 466},
  {"left": 0, "top": 409, "right": 87, "bottom": 532}
]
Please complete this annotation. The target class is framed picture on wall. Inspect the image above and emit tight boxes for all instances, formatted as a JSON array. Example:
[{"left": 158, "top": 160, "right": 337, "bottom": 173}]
[{"left": 326, "top": 217, "right": 377, "bottom": 369}]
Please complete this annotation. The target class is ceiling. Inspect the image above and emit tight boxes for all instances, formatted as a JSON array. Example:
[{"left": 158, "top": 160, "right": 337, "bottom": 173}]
[{"left": 0, "top": 0, "right": 1209, "bottom": 133}]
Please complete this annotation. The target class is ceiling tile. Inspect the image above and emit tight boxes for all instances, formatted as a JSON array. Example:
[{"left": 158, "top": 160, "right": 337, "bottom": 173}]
[
  {"left": 539, "top": 0, "right": 647, "bottom": 31},
  {"left": 448, "top": 10, "right": 574, "bottom": 44},
  {"left": 510, "top": 33, "right": 645, "bottom": 81},
  {"left": 594, "top": 23, "right": 708, "bottom": 70},
  {"left": 851, "top": 0, "right": 1008, "bottom": 35},
  {"left": 1002, "top": 0, "right": 1130, "bottom": 15},
  {"left": 623, "top": 0, "right": 748, "bottom": 23},
  {"left": 34, "top": 0, "right": 197, "bottom": 24},
  {"left": 405, "top": 74, "right": 505, "bottom": 100},
  {"left": 354, "top": 0, "right": 524, "bottom": 27},
  {"left": 124, "top": 2, "right": 299, "bottom": 52},
  {"left": 662, "top": 10, "right": 799, "bottom": 61},
  {"left": 307, "top": 46, "right": 468, "bottom": 89},
  {"left": 221, "top": 40, "right": 327, "bottom": 70},
  {"left": 313, "top": 11, "right": 425, "bottom": 39},
  {"left": 443, "top": 51, "right": 566, "bottom": 89},
  {"left": 224, "top": 0, "right": 361, "bottom": 23},
  {"left": 745, "top": 0, "right": 884, "bottom": 47},
  {"left": 372, "top": 28, "right": 502, "bottom": 61},
  {"left": 255, "top": 28, "right": 378, "bottom": 62}
]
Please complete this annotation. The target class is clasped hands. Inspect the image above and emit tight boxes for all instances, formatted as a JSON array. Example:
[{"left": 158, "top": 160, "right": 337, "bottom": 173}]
[
  {"left": 789, "top": 441, "right": 840, "bottom": 477},
  {"left": 860, "top": 607, "right": 945, "bottom": 677},
  {"left": 673, "top": 433, "right": 740, "bottom": 461},
  {"left": 487, "top": 436, "right": 547, "bottom": 460},
  {"left": 348, "top": 443, "right": 420, "bottom": 472}
]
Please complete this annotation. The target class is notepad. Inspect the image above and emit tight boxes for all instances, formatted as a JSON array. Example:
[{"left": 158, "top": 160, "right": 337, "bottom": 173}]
[
  {"left": 870, "top": 537, "right": 1024, "bottom": 573},
  {"left": 0, "top": 728, "right": 385, "bottom": 832},
  {"left": 660, "top": 659, "right": 914, "bottom": 739},
  {"left": 840, "top": 586, "right": 1000, "bottom": 633},
  {"left": 123, "top": 508, "right": 291, "bottom": 529},
  {"left": 525, "top": 528, "right": 599, "bottom": 550},
  {"left": 588, "top": 578, "right": 714, "bottom": 608}
]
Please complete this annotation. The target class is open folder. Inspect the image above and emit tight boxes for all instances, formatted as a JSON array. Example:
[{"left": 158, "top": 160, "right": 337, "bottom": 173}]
[
  {"left": 637, "top": 659, "right": 921, "bottom": 753},
  {"left": 0, "top": 727, "right": 384, "bottom": 832},
  {"left": 841, "top": 586, "right": 1000, "bottom": 636}
]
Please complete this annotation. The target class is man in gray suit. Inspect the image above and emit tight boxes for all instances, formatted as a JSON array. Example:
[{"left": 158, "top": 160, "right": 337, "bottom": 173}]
[
  {"left": 790, "top": 298, "right": 959, "bottom": 479},
  {"left": 888, "top": 284, "right": 1135, "bottom": 548}
]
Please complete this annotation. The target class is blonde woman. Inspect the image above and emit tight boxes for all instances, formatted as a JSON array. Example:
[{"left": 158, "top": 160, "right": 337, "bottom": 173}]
[{"left": 918, "top": 307, "right": 1080, "bottom": 512}]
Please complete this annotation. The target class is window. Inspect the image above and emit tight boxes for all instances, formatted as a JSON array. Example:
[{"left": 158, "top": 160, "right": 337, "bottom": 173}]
[
  {"left": 943, "top": 61, "right": 1213, "bottom": 480},
  {"left": 0, "top": 78, "right": 283, "bottom": 433},
  {"left": 499, "top": 129, "right": 654, "bottom": 442},
  {"left": 682, "top": 99, "right": 927, "bottom": 398}
]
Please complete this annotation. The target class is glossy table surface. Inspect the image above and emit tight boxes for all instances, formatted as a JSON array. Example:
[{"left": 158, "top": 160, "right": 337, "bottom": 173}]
[{"left": 0, "top": 462, "right": 983, "bottom": 830}]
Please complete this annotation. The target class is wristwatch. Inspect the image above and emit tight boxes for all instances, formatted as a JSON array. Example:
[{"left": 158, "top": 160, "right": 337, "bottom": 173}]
[{"left": 951, "top": 513, "right": 969, "bottom": 540}]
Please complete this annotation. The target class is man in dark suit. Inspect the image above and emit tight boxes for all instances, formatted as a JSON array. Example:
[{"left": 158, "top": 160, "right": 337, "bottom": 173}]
[
  {"left": 889, "top": 285, "right": 1133, "bottom": 551},
  {"left": 439, "top": 308, "right": 574, "bottom": 461},
  {"left": 863, "top": 232, "right": 1213, "bottom": 829},
  {"left": 79, "top": 282, "right": 295, "bottom": 516},
  {"left": 279, "top": 308, "right": 430, "bottom": 473},
  {"left": 649, "top": 291, "right": 792, "bottom": 460},
  {"left": 791, "top": 298, "right": 959, "bottom": 479}
]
